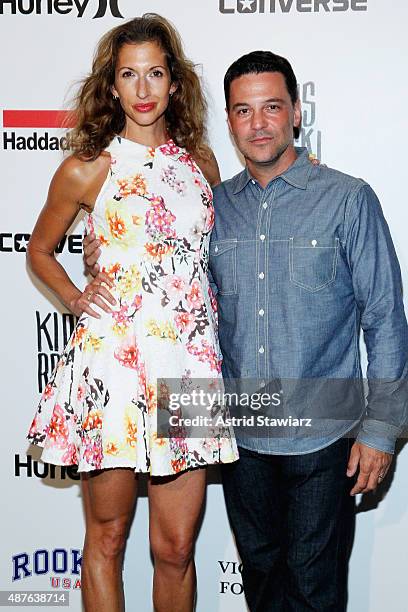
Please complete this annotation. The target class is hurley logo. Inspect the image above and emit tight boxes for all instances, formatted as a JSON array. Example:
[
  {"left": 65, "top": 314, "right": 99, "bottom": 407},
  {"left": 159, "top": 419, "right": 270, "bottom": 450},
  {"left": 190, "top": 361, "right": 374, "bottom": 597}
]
[{"left": 0, "top": 0, "right": 124, "bottom": 18}]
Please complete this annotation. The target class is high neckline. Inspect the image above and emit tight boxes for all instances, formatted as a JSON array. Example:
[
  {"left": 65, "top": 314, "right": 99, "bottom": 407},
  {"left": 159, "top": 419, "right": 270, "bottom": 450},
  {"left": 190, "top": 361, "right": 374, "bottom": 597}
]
[{"left": 114, "top": 134, "right": 175, "bottom": 152}]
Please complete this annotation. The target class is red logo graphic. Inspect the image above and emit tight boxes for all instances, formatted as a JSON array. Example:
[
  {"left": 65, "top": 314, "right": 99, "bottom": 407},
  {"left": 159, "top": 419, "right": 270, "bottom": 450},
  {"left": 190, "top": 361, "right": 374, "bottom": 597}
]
[{"left": 3, "top": 110, "right": 75, "bottom": 129}]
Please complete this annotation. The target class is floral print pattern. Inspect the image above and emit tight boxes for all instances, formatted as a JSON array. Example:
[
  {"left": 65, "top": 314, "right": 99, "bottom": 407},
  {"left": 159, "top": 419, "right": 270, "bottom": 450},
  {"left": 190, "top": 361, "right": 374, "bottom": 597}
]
[{"left": 27, "top": 136, "right": 238, "bottom": 475}]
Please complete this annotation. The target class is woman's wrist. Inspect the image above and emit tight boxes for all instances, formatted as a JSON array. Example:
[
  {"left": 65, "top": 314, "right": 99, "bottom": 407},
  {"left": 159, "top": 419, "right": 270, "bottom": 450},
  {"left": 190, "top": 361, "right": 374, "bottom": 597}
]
[{"left": 63, "top": 286, "right": 82, "bottom": 313}]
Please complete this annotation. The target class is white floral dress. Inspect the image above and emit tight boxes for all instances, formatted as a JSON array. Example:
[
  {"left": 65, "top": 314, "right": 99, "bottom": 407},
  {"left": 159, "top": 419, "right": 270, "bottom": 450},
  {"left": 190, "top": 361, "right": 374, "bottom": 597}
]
[{"left": 27, "top": 136, "right": 238, "bottom": 475}]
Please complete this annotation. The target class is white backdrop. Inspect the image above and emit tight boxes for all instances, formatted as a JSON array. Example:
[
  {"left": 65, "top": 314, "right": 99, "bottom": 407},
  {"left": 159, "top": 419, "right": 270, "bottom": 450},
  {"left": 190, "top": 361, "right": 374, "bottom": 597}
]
[{"left": 1, "top": 0, "right": 408, "bottom": 610}]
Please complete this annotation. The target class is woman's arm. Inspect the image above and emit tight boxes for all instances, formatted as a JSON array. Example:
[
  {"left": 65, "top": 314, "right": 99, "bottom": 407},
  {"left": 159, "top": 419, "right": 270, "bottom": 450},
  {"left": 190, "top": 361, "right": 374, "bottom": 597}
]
[
  {"left": 27, "top": 155, "right": 114, "bottom": 318},
  {"left": 193, "top": 149, "right": 221, "bottom": 188}
]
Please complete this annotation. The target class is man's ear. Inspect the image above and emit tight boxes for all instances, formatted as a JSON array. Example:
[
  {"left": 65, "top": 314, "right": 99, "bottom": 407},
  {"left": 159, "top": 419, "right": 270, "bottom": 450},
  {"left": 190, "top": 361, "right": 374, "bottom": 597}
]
[
  {"left": 293, "top": 99, "right": 301, "bottom": 130},
  {"left": 226, "top": 108, "right": 233, "bottom": 134}
]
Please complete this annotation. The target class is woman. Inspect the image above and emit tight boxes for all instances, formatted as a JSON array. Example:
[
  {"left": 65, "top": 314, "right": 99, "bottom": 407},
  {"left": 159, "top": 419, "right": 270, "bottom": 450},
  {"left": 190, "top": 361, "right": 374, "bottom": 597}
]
[{"left": 26, "top": 13, "right": 238, "bottom": 612}]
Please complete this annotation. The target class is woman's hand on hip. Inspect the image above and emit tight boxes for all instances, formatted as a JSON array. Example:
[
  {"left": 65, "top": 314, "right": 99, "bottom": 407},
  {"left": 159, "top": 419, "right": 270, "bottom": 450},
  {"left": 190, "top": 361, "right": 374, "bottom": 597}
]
[{"left": 69, "top": 273, "right": 116, "bottom": 318}]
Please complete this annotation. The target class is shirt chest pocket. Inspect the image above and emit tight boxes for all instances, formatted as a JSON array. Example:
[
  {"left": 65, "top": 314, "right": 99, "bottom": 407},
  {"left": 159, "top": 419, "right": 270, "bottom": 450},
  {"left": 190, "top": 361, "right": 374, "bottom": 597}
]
[
  {"left": 210, "top": 239, "right": 237, "bottom": 296},
  {"left": 289, "top": 236, "right": 339, "bottom": 293}
]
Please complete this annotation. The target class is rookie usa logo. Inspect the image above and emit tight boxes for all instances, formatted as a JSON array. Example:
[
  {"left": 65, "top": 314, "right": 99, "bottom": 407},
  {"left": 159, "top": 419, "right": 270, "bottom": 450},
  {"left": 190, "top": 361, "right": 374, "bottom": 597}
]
[
  {"left": 219, "top": 0, "right": 368, "bottom": 13},
  {"left": 0, "top": 0, "right": 123, "bottom": 18},
  {"left": 12, "top": 548, "right": 82, "bottom": 589}
]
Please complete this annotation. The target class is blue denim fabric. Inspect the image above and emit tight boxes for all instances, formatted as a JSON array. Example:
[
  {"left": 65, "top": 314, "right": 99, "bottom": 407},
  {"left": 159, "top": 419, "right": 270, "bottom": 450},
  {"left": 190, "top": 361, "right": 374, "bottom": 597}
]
[
  {"left": 209, "top": 148, "right": 408, "bottom": 454},
  {"left": 221, "top": 439, "right": 356, "bottom": 611}
]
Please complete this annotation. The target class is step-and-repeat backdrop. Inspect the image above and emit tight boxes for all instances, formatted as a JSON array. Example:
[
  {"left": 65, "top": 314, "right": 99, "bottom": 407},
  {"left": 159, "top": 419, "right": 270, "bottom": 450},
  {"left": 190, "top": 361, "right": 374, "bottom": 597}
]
[{"left": 1, "top": 1, "right": 407, "bottom": 610}]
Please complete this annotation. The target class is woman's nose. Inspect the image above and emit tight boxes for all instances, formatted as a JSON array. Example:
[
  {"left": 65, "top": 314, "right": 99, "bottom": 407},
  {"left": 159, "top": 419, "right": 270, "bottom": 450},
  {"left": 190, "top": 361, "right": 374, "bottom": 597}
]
[{"left": 136, "top": 77, "right": 149, "bottom": 99}]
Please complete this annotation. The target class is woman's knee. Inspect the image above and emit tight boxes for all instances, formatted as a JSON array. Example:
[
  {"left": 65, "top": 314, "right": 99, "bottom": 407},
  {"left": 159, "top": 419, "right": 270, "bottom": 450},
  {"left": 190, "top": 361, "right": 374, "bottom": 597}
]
[
  {"left": 151, "top": 534, "right": 194, "bottom": 570},
  {"left": 86, "top": 517, "right": 130, "bottom": 560}
]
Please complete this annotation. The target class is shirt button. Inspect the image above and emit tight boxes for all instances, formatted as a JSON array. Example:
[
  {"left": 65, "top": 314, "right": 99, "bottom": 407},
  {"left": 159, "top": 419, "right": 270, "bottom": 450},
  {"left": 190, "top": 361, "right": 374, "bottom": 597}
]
[
  {"left": 214, "top": 246, "right": 219, "bottom": 253},
  {"left": 263, "top": 202, "right": 268, "bottom": 209},
  {"left": 251, "top": 180, "right": 256, "bottom": 185},
  {"left": 259, "top": 346, "right": 265, "bottom": 354},
  {"left": 259, "top": 272, "right": 265, "bottom": 279},
  {"left": 260, "top": 234, "right": 266, "bottom": 241},
  {"left": 259, "top": 309, "right": 265, "bottom": 316}
]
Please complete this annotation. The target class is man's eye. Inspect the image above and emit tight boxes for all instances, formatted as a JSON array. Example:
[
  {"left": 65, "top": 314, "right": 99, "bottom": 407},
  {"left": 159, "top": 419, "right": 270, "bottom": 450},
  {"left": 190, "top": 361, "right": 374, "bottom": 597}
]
[
  {"left": 267, "top": 104, "right": 279, "bottom": 111},
  {"left": 237, "top": 109, "right": 249, "bottom": 115}
]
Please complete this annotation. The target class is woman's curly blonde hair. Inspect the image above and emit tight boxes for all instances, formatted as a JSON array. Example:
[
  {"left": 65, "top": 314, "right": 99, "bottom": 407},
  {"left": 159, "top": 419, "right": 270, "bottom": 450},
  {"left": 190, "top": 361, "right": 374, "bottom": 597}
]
[{"left": 66, "top": 13, "right": 210, "bottom": 160}]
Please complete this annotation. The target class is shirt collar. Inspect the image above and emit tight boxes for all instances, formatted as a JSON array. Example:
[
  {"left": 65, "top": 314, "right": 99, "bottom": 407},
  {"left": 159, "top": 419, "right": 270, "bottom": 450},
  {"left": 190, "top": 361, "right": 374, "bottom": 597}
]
[{"left": 231, "top": 147, "right": 313, "bottom": 194}]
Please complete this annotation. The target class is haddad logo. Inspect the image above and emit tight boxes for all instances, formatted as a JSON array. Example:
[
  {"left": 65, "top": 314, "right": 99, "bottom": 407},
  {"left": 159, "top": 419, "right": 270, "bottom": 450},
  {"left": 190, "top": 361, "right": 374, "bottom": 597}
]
[
  {"left": 0, "top": 0, "right": 123, "bottom": 18},
  {"left": 2, "top": 131, "right": 68, "bottom": 151},
  {"left": 12, "top": 548, "right": 82, "bottom": 590},
  {"left": 2, "top": 110, "right": 74, "bottom": 151},
  {"left": 219, "top": 0, "right": 367, "bottom": 13}
]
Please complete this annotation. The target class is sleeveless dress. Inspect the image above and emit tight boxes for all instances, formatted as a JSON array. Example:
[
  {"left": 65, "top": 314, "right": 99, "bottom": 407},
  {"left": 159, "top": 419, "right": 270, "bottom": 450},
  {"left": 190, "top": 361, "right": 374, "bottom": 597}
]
[{"left": 27, "top": 136, "right": 238, "bottom": 476}]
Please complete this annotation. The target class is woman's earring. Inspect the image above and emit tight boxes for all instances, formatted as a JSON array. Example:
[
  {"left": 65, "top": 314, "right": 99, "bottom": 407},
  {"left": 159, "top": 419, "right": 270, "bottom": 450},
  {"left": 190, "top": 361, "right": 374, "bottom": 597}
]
[{"left": 113, "top": 94, "right": 119, "bottom": 100}]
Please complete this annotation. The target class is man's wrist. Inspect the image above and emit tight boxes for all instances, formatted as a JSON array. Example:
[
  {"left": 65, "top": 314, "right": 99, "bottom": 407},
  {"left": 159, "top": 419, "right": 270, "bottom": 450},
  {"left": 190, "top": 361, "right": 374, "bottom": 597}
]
[{"left": 355, "top": 431, "right": 396, "bottom": 454}]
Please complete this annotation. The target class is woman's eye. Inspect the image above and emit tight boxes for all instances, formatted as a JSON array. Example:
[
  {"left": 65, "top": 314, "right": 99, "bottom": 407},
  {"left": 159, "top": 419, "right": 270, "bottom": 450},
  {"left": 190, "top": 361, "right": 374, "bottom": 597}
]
[
  {"left": 122, "top": 70, "right": 134, "bottom": 78},
  {"left": 151, "top": 70, "right": 164, "bottom": 77}
]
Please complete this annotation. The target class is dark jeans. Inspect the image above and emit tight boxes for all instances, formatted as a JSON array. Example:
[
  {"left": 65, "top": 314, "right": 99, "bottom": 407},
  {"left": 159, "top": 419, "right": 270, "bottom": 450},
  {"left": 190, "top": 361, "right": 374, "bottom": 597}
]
[{"left": 221, "top": 437, "right": 356, "bottom": 612}]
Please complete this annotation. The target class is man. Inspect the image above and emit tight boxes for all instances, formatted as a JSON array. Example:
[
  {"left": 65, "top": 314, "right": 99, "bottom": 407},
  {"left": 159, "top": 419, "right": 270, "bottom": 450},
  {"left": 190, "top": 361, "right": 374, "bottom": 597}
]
[
  {"left": 83, "top": 51, "right": 408, "bottom": 611},
  {"left": 209, "top": 51, "right": 407, "bottom": 611}
]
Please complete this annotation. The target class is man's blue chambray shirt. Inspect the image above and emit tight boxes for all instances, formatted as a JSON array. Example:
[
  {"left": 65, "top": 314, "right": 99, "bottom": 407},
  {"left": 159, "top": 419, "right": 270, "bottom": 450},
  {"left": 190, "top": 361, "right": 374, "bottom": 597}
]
[{"left": 209, "top": 147, "right": 408, "bottom": 455}]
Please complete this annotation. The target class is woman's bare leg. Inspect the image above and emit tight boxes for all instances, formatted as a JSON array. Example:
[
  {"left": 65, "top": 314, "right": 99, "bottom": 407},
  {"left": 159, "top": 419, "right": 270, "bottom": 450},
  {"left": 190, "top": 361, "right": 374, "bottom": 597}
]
[
  {"left": 148, "top": 467, "right": 207, "bottom": 612},
  {"left": 81, "top": 468, "right": 138, "bottom": 612}
]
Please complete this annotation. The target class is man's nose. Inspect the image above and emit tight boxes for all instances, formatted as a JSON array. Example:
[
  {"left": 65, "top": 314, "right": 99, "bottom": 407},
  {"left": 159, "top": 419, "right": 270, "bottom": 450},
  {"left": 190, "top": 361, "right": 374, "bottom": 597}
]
[{"left": 250, "top": 109, "right": 267, "bottom": 131}]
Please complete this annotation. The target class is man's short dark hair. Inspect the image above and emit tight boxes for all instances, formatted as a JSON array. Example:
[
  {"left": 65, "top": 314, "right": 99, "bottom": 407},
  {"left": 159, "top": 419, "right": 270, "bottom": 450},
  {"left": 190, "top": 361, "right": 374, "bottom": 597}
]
[{"left": 224, "top": 50, "right": 299, "bottom": 110}]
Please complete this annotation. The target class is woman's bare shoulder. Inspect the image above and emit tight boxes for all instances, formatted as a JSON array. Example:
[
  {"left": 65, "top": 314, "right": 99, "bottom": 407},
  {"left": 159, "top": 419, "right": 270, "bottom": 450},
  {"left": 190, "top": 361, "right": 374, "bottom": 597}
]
[
  {"left": 56, "top": 151, "right": 110, "bottom": 183},
  {"left": 51, "top": 152, "right": 111, "bottom": 208}
]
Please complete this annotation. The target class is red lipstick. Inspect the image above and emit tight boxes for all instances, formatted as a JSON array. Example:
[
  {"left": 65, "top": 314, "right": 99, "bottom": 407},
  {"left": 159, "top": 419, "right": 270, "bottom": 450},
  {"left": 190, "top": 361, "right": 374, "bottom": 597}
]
[{"left": 132, "top": 103, "right": 156, "bottom": 113}]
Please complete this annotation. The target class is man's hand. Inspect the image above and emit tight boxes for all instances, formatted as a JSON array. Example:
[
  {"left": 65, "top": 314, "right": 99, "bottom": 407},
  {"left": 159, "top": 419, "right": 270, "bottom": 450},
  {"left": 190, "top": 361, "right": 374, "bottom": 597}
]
[
  {"left": 83, "top": 232, "right": 102, "bottom": 277},
  {"left": 347, "top": 441, "right": 393, "bottom": 496},
  {"left": 308, "top": 153, "right": 323, "bottom": 166}
]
